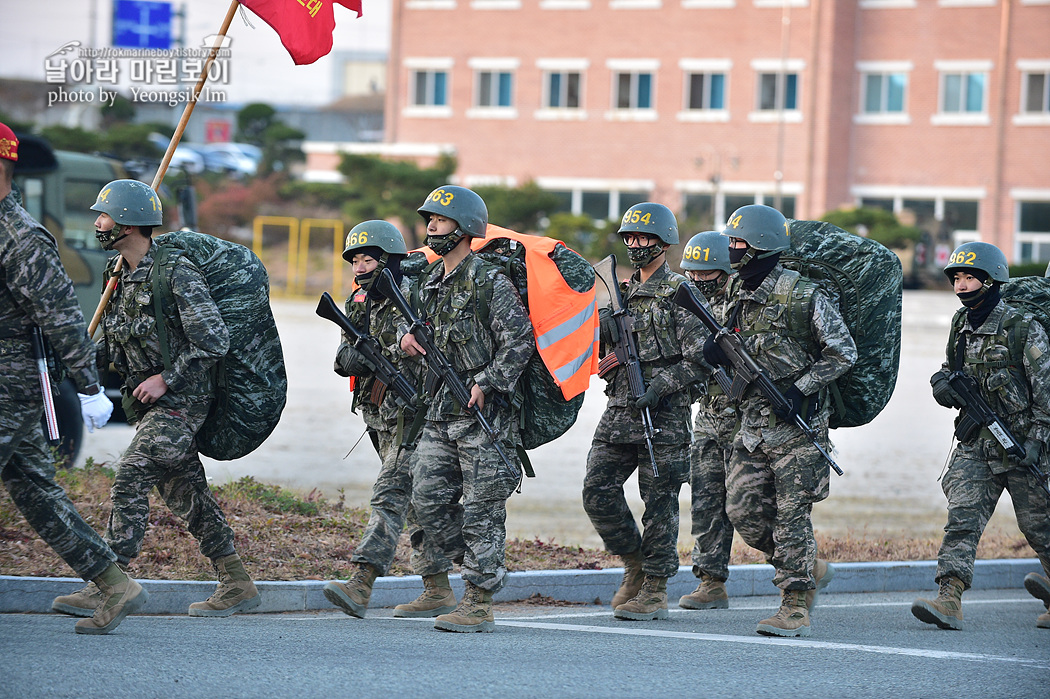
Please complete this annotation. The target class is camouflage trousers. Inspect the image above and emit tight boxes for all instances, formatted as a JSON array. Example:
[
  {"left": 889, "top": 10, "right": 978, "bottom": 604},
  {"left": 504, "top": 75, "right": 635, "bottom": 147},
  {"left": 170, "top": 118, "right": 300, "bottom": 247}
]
[
  {"left": 583, "top": 439, "right": 688, "bottom": 578},
  {"left": 725, "top": 430, "right": 830, "bottom": 590},
  {"left": 351, "top": 427, "right": 463, "bottom": 577},
  {"left": 689, "top": 433, "right": 735, "bottom": 582},
  {"left": 410, "top": 417, "right": 521, "bottom": 592},
  {"left": 0, "top": 398, "right": 116, "bottom": 580},
  {"left": 106, "top": 399, "right": 236, "bottom": 566},
  {"left": 937, "top": 446, "right": 1050, "bottom": 588}
]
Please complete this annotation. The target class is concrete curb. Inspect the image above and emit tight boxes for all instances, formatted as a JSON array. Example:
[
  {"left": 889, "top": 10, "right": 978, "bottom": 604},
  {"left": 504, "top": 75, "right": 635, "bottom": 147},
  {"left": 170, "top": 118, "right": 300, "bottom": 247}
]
[{"left": 1, "top": 558, "right": 1040, "bottom": 615}]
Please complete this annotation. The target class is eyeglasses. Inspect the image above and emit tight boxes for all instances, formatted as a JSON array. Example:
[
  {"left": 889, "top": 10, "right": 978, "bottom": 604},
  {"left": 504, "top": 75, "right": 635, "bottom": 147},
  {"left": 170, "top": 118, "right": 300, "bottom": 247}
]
[{"left": 622, "top": 234, "right": 655, "bottom": 247}]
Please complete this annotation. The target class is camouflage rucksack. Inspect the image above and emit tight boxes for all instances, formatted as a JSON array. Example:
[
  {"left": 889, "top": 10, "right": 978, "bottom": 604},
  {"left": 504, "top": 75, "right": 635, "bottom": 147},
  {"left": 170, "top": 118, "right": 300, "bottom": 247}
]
[
  {"left": 151, "top": 230, "right": 288, "bottom": 460},
  {"left": 780, "top": 219, "right": 903, "bottom": 428},
  {"left": 983, "top": 275, "right": 1050, "bottom": 367}
]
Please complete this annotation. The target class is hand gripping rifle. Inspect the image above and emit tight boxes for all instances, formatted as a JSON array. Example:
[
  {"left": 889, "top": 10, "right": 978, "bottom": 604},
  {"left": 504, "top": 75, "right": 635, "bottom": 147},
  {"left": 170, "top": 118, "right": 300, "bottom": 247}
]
[
  {"left": 673, "top": 283, "right": 844, "bottom": 476},
  {"left": 315, "top": 292, "right": 418, "bottom": 409},
  {"left": 948, "top": 371, "right": 1050, "bottom": 497},
  {"left": 592, "top": 255, "right": 661, "bottom": 478},
  {"left": 373, "top": 267, "right": 518, "bottom": 472},
  {"left": 30, "top": 327, "right": 60, "bottom": 444}
]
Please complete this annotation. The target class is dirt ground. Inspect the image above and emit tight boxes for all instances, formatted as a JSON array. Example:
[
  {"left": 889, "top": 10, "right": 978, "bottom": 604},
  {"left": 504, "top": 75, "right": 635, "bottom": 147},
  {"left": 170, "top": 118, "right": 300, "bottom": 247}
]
[{"left": 76, "top": 289, "right": 1024, "bottom": 550}]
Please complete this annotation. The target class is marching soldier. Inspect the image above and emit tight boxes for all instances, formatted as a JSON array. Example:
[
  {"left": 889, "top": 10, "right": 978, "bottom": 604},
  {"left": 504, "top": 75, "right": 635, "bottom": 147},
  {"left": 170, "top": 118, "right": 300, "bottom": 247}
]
[
  {"left": 399, "top": 186, "right": 534, "bottom": 632},
  {"left": 586, "top": 203, "right": 706, "bottom": 621},
  {"left": 678, "top": 230, "right": 737, "bottom": 611},
  {"left": 0, "top": 122, "right": 148, "bottom": 634},
  {"left": 914, "top": 242, "right": 1050, "bottom": 630},
  {"left": 52, "top": 179, "right": 260, "bottom": 618},
  {"left": 322, "top": 220, "right": 463, "bottom": 619},
  {"left": 708, "top": 204, "right": 857, "bottom": 637}
]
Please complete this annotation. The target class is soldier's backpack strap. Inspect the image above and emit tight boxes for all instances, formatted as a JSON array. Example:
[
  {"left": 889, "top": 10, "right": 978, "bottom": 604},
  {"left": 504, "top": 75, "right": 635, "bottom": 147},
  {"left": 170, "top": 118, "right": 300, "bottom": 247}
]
[
  {"left": 1003, "top": 310, "right": 1032, "bottom": 373},
  {"left": 151, "top": 243, "right": 177, "bottom": 372}
]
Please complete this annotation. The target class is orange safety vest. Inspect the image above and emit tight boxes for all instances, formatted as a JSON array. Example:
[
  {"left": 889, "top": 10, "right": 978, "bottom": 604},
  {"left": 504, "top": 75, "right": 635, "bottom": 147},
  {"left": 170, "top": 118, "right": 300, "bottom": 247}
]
[{"left": 416, "top": 225, "right": 599, "bottom": 399}]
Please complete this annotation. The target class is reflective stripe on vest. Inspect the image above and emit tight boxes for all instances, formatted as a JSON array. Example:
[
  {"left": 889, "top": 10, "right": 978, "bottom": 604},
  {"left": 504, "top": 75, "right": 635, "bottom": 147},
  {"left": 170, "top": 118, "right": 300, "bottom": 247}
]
[{"left": 414, "top": 224, "right": 599, "bottom": 399}]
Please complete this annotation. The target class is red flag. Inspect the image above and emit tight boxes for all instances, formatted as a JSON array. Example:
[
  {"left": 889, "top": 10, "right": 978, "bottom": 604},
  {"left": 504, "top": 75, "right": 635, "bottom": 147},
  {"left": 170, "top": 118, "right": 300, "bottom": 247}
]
[{"left": 240, "top": 0, "right": 363, "bottom": 66}]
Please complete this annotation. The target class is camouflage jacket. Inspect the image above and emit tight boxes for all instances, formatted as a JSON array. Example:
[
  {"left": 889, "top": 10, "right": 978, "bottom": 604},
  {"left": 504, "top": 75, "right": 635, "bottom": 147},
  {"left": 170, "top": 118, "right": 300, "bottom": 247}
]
[
  {"left": 942, "top": 299, "right": 1050, "bottom": 464},
  {"left": 725, "top": 264, "right": 857, "bottom": 450},
  {"left": 0, "top": 190, "right": 99, "bottom": 402},
  {"left": 412, "top": 252, "right": 534, "bottom": 423},
  {"left": 692, "top": 278, "right": 738, "bottom": 442},
  {"left": 596, "top": 261, "right": 708, "bottom": 444},
  {"left": 98, "top": 241, "right": 228, "bottom": 404},
  {"left": 336, "top": 283, "right": 423, "bottom": 430}
]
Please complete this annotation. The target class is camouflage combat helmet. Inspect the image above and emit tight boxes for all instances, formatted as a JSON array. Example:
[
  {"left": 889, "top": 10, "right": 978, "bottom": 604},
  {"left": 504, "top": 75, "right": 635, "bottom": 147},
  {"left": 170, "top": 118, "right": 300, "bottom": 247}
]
[
  {"left": 943, "top": 241, "right": 1009, "bottom": 283},
  {"left": 90, "top": 179, "right": 163, "bottom": 227},
  {"left": 721, "top": 204, "right": 790, "bottom": 253},
  {"left": 342, "top": 220, "right": 408, "bottom": 262},
  {"left": 417, "top": 185, "right": 488, "bottom": 238},
  {"left": 681, "top": 230, "right": 731, "bottom": 274},
  {"left": 617, "top": 202, "right": 679, "bottom": 245}
]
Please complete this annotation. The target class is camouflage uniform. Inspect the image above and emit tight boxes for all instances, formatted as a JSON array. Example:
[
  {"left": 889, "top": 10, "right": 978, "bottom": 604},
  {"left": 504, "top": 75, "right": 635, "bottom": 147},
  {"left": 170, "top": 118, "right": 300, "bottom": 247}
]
[
  {"left": 936, "top": 300, "right": 1050, "bottom": 588},
  {"left": 723, "top": 264, "right": 857, "bottom": 590},
  {"left": 97, "top": 242, "right": 237, "bottom": 565},
  {"left": 336, "top": 285, "right": 461, "bottom": 576},
  {"left": 408, "top": 252, "right": 533, "bottom": 592},
  {"left": 688, "top": 284, "right": 737, "bottom": 582},
  {"left": 0, "top": 189, "right": 117, "bottom": 580},
  {"left": 585, "top": 262, "right": 707, "bottom": 578}
]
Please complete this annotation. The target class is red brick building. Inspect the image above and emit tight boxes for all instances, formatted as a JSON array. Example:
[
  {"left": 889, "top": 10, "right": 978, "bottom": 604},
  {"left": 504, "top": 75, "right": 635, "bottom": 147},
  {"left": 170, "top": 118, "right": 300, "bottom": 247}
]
[{"left": 305, "top": 0, "right": 1050, "bottom": 262}]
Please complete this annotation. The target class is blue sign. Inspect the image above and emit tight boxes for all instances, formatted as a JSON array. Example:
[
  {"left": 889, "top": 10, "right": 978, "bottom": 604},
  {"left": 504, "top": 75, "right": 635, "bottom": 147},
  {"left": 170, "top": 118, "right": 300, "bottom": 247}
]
[{"left": 112, "top": 0, "right": 172, "bottom": 50}]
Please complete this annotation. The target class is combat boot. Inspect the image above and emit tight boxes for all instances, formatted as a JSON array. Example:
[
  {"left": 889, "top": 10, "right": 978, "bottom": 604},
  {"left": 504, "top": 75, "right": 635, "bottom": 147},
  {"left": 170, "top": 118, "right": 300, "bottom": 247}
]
[
  {"left": 393, "top": 572, "right": 457, "bottom": 618},
  {"left": 1023, "top": 572, "right": 1050, "bottom": 629},
  {"left": 679, "top": 574, "right": 729, "bottom": 610},
  {"left": 323, "top": 562, "right": 379, "bottom": 619},
  {"left": 610, "top": 550, "right": 645, "bottom": 608},
  {"left": 74, "top": 564, "right": 150, "bottom": 635},
  {"left": 434, "top": 582, "right": 494, "bottom": 633},
  {"left": 756, "top": 589, "right": 810, "bottom": 637},
  {"left": 189, "top": 553, "right": 261, "bottom": 617},
  {"left": 52, "top": 581, "right": 103, "bottom": 618},
  {"left": 805, "top": 559, "right": 835, "bottom": 611},
  {"left": 614, "top": 575, "right": 669, "bottom": 621},
  {"left": 911, "top": 576, "right": 964, "bottom": 630}
]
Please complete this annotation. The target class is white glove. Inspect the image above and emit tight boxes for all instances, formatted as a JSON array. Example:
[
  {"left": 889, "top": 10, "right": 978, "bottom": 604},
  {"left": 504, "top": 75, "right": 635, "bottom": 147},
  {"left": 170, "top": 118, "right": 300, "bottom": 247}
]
[{"left": 78, "top": 391, "right": 114, "bottom": 433}]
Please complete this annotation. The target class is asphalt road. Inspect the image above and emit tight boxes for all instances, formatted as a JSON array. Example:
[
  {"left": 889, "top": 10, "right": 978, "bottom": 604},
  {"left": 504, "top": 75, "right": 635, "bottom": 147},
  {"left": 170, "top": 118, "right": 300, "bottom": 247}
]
[{"left": 2, "top": 589, "right": 1047, "bottom": 698}]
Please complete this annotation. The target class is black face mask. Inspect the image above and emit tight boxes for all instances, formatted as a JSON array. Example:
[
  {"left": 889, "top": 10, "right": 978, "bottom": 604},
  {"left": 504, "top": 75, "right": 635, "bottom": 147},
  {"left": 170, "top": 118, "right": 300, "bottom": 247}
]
[
  {"left": 627, "top": 244, "right": 664, "bottom": 268},
  {"left": 95, "top": 225, "right": 131, "bottom": 251},
  {"left": 425, "top": 231, "right": 464, "bottom": 257},
  {"left": 737, "top": 252, "right": 780, "bottom": 290},
  {"left": 691, "top": 273, "right": 726, "bottom": 297},
  {"left": 961, "top": 283, "right": 1000, "bottom": 328},
  {"left": 728, "top": 247, "right": 749, "bottom": 266}
]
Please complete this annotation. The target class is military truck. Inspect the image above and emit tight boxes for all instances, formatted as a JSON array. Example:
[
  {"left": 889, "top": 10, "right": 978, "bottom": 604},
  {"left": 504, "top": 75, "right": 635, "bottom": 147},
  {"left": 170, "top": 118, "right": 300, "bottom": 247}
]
[{"left": 12, "top": 135, "right": 125, "bottom": 466}]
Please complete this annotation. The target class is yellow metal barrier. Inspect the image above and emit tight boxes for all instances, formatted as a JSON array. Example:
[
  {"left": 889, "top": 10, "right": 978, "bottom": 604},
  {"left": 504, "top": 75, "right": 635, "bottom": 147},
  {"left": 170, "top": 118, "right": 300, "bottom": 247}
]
[
  {"left": 252, "top": 215, "right": 347, "bottom": 297},
  {"left": 299, "top": 218, "right": 345, "bottom": 296}
]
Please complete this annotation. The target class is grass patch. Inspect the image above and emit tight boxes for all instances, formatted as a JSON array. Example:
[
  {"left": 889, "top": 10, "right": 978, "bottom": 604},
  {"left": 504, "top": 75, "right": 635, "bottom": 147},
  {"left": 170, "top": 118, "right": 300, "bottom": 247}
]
[{"left": 0, "top": 463, "right": 1040, "bottom": 581}]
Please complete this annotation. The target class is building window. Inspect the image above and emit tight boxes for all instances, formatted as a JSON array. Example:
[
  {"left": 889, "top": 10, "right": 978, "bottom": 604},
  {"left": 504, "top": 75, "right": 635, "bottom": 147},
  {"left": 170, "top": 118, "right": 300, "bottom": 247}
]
[
  {"left": 546, "top": 71, "right": 582, "bottom": 109},
  {"left": 614, "top": 71, "right": 653, "bottom": 110},
  {"left": 686, "top": 72, "right": 726, "bottom": 110},
  {"left": 411, "top": 69, "right": 448, "bottom": 107},
  {"left": 1022, "top": 70, "right": 1050, "bottom": 114},
  {"left": 940, "top": 71, "right": 986, "bottom": 114},
  {"left": 757, "top": 72, "right": 798, "bottom": 111},
  {"left": 476, "top": 70, "right": 513, "bottom": 107},
  {"left": 863, "top": 72, "right": 906, "bottom": 114}
]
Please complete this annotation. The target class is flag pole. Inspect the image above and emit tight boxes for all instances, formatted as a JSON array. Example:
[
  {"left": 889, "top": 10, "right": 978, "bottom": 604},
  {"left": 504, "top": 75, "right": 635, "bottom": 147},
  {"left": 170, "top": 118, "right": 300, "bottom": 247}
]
[{"left": 88, "top": 0, "right": 242, "bottom": 336}]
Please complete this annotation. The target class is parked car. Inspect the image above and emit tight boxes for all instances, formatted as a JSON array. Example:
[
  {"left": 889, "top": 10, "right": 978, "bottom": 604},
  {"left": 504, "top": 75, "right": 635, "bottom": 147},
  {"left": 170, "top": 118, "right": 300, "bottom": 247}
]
[
  {"left": 148, "top": 133, "right": 206, "bottom": 174},
  {"left": 199, "top": 142, "right": 262, "bottom": 177}
]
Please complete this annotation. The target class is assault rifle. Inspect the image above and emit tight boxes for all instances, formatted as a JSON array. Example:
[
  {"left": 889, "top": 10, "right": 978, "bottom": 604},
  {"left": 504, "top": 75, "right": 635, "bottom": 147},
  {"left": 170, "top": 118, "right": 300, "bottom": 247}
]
[
  {"left": 593, "top": 254, "right": 661, "bottom": 478},
  {"left": 315, "top": 292, "right": 418, "bottom": 409},
  {"left": 30, "top": 327, "right": 60, "bottom": 444},
  {"left": 948, "top": 371, "right": 1050, "bottom": 497},
  {"left": 373, "top": 267, "right": 518, "bottom": 472},
  {"left": 673, "top": 283, "right": 844, "bottom": 476}
]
